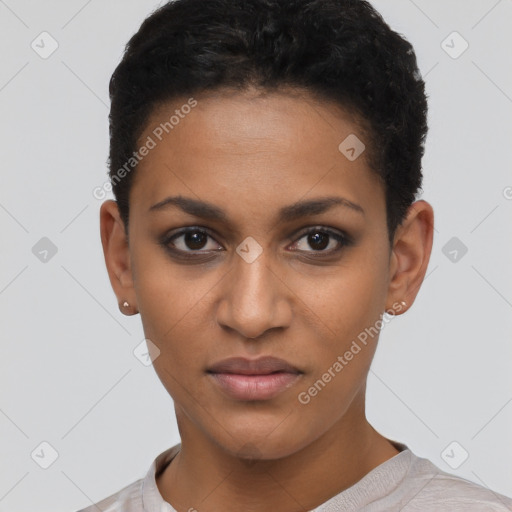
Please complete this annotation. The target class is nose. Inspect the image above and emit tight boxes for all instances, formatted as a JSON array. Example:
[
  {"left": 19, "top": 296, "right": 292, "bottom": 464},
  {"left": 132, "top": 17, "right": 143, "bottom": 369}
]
[{"left": 215, "top": 252, "right": 292, "bottom": 340}]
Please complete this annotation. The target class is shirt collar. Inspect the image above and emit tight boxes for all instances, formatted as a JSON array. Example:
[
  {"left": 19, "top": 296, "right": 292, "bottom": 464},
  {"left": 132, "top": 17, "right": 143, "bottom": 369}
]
[
  {"left": 140, "top": 441, "right": 411, "bottom": 512},
  {"left": 142, "top": 443, "right": 181, "bottom": 512}
]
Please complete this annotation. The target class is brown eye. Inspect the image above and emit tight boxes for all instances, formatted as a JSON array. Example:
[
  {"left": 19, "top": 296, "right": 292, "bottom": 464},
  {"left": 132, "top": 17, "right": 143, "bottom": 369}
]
[
  {"left": 165, "top": 228, "right": 222, "bottom": 253},
  {"left": 183, "top": 231, "right": 208, "bottom": 250},
  {"left": 292, "top": 227, "right": 348, "bottom": 254},
  {"left": 306, "top": 232, "right": 330, "bottom": 251}
]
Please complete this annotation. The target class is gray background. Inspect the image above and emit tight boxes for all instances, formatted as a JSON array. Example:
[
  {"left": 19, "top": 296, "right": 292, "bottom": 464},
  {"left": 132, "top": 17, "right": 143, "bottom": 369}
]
[{"left": 1, "top": 0, "right": 511, "bottom": 510}]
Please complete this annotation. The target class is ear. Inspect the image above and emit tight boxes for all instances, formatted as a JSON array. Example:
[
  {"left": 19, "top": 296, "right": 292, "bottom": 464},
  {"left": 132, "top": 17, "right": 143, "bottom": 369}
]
[
  {"left": 99, "top": 200, "right": 137, "bottom": 313},
  {"left": 385, "top": 200, "right": 434, "bottom": 314}
]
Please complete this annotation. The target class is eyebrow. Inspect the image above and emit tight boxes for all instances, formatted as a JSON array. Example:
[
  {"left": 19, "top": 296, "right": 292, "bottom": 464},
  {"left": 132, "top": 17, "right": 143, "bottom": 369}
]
[{"left": 148, "top": 195, "right": 365, "bottom": 222}]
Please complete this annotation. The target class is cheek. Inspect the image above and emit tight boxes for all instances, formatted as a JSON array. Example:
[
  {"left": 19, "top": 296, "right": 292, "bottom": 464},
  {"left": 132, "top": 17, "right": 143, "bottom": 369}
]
[
  {"left": 131, "top": 246, "right": 231, "bottom": 390},
  {"left": 132, "top": 238, "right": 212, "bottom": 331},
  {"left": 131, "top": 248, "right": 193, "bottom": 368},
  {"left": 297, "top": 257, "right": 388, "bottom": 340},
  {"left": 291, "top": 267, "right": 387, "bottom": 429},
  {"left": 291, "top": 250, "right": 390, "bottom": 398}
]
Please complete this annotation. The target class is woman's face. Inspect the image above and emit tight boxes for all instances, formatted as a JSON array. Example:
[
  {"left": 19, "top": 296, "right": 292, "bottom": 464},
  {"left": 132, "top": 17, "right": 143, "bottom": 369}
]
[{"left": 113, "top": 89, "right": 404, "bottom": 459}]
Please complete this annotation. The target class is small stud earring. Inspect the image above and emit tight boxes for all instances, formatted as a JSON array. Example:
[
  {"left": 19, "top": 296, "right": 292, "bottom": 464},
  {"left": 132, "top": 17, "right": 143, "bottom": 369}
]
[
  {"left": 120, "top": 300, "right": 139, "bottom": 315},
  {"left": 120, "top": 300, "right": 131, "bottom": 314},
  {"left": 400, "top": 301, "right": 407, "bottom": 307}
]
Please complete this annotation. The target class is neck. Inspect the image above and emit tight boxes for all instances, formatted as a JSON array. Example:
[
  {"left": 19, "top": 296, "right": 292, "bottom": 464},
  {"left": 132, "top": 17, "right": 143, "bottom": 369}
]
[{"left": 156, "top": 394, "right": 400, "bottom": 512}]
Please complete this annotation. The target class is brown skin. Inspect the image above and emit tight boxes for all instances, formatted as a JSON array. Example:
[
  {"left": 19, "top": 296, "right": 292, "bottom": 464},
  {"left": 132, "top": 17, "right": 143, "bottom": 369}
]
[{"left": 100, "top": 88, "right": 434, "bottom": 512}]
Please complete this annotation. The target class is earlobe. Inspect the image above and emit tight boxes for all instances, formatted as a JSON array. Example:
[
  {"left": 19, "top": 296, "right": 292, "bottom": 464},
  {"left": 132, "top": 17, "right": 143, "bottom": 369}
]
[
  {"left": 385, "top": 200, "right": 434, "bottom": 313},
  {"left": 99, "top": 200, "right": 138, "bottom": 313}
]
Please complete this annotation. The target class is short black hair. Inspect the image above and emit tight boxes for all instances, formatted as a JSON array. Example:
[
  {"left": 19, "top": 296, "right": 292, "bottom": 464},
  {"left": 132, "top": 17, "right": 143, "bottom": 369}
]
[{"left": 108, "top": 0, "right": 428, "bottom": 244}]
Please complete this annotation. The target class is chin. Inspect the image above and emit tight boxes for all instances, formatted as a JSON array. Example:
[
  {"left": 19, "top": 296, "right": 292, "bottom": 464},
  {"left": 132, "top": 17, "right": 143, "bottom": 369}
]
[{"left": 203, "top": 412, "right": 315, "bottom": 462}]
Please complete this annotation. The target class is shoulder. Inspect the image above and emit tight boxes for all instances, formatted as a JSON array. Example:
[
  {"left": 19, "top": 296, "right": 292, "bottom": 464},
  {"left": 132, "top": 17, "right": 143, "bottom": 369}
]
[
  {"left": 73, "top": 444, "right": 181, "bottom": 512},
  {"left": 74, "top": 478, "right": 144, "bottom": 512},
  {"left": 400, "top": 453, "right": 512, "bottom": 511}
]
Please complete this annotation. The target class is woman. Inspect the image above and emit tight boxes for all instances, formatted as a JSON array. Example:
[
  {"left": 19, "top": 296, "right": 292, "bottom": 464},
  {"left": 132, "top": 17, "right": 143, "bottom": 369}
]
[{"left": 79, "top": 0, "right": 512, "bottom": 510}]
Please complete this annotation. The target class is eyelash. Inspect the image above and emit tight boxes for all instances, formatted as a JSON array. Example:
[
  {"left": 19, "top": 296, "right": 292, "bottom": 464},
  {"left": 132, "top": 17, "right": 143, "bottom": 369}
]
[{"left": 161, "top": 226, "right": 352, "bottom": 260}]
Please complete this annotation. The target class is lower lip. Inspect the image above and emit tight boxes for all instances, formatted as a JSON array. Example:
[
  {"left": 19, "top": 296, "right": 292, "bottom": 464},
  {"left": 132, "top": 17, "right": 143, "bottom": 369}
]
[{"left": 208, "top": 372, "right": 301, "bottom": 401}]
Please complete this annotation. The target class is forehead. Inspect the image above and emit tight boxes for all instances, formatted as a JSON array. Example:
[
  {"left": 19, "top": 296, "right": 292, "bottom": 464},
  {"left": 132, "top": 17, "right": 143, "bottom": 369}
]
[
  {"left": 139, "top": 88, "right": 363, "bottom": 161},
  {"left": 130, "top": 89, "right": 384, "bottom": 225}
]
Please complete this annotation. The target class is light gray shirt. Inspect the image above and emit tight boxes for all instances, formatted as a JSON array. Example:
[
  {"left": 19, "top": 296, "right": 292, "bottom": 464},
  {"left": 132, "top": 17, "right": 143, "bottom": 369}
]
[{"left": 76, "top": 442, "right": 512, "bottom": 511}]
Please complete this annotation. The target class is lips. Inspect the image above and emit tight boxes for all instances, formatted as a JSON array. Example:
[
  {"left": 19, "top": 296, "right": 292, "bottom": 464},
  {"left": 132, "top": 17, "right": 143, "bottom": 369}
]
[
  {"left": 206, "top": 356, "right": 303, "bottom": 401},
  {"left": 207, "top": 356, "right": 301, "bottom": 375}
]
